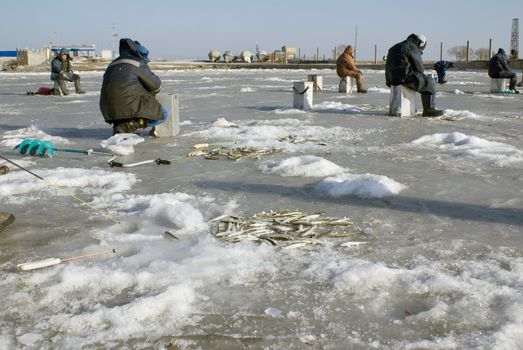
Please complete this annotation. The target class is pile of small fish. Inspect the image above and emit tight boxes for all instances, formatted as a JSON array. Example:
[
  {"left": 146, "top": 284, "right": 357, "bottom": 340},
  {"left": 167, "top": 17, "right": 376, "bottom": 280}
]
[
  {"left": 187, "top": 146, "right": 283, "bottom": 161},
  {"left": 209, "top": 210, "right": 367, "bottom": 249},
  {"left": 277, "top": 135, "right": 327, "bottom": 146}
]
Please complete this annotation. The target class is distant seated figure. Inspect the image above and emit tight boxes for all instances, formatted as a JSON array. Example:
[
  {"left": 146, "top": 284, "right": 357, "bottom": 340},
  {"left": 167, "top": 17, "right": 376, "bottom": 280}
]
[
  {"left": 385, "top": 33, "right": 443, "bottom": 117},
  {"left": 433, "top": 60, "right": 454, "bottom": 84},
  {"left": 100, "top": 38, "right": 168, "bottom": 135},
  {"left": 336, "top": 45, "right": 367, "bottom": 93},
  {"left": 50, "top": 48, "right": 85, "bottom": 95},
  {"left": 488, "top": 48, "right": 519, "bottom": 93}
]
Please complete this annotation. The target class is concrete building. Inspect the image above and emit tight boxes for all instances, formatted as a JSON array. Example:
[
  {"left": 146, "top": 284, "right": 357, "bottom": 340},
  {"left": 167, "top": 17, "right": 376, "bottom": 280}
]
[
  {"left": 282, "top": 46, "right": 296, "bottom": 61},
  {"left": 16, "top": 48, "right": 50, "bottom": 66},
  {"left": 101, "top": 50, "right": 113, "bottom": 60}
]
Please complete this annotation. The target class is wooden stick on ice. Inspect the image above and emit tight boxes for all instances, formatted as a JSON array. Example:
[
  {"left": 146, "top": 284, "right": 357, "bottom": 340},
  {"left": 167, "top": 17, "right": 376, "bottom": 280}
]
[{"left": 17, "top": 249, "right": 117, "bottom": 271}]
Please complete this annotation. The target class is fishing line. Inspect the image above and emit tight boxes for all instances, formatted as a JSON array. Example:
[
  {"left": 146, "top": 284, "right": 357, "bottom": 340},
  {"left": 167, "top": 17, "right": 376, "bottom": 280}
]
[{"left": 0, "top": 153, "right": 120, "bottom": 224}]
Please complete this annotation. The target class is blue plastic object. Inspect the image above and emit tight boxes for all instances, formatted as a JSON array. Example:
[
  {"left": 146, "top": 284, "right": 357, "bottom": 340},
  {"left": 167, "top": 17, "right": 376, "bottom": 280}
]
[{"left": 15, "top": 139, "right": 55, "bottom": 157}]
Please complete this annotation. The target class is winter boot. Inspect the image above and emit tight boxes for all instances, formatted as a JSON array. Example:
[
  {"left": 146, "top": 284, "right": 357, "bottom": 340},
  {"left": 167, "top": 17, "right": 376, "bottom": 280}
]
[
  {"left": 149, "top": 127, "right": 159, "bottom": 138},
  {"left": 112, "top": 118, "right": 148, "bottom": 135},
  {"left": 422, "top": 108, "right": 444, "bottom": 117},
  {"left": 74, "top": 78, "right": 86, "bottom": 94},
  {"left": 508, "top": 78, "right": 519, "bottom": 94},
  {"left": 128, "top": 118, "right": 148, "bottom": 130},
  {"left": 421, "top": 93, "right": 443, "bottom": 117},
  {"left": 112, "top": 122, "right": 134, "bottom": 135}
]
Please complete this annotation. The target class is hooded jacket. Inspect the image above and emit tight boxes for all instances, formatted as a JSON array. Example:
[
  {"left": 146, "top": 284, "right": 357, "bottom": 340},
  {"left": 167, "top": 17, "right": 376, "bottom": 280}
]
[
  {"left": 336, "top": 45, "right": 359, "bottom": 77},
  {"left": 385, "top": 34, "right": 426, "bottom": 90},
  {"left": 488, "top": 48, "right": 510, "bottom": 78},
  {"left": 50, "top": 48, "right": 73, "bottom": 81},
  {"left": 99, "top": 38, "right": 162, "bottom": 123}
]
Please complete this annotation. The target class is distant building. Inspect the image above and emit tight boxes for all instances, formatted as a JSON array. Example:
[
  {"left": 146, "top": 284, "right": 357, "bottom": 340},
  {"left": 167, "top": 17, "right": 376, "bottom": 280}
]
[
  {"left": 270, "top": 50, "right": 286, "bottom": 63},
  {"left": 14, "top": 44, "right": 97, "bottom": 66},
  {"left": 101, "top": 50, "right": 113, "bottom": 60},
  {"left": 16, "top": 48, "right": 50, "bottom": 66},
  {"left": 0, "top": 51, "right": 17, "bottom": 57},
  {"left": 282, "top": 46, "right": 296, "bottom": 61},
  {"left": 49, "top": 44, "right": 96, "bottom": 58}
]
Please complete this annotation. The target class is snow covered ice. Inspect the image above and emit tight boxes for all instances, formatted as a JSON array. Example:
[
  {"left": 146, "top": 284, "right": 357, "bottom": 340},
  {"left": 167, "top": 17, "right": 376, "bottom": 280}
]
[{"left": 0, "top": 68, "right": 522, "bottom": 349}]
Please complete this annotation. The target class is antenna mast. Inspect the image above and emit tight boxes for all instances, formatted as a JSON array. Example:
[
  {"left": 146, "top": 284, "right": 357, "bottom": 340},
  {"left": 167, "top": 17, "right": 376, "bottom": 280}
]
[
  {"left": 354, "top": 25, "right": 358, "bottom": 60},
  {"left": 510, "top": 18, "right": 519, "bottom": 59}
]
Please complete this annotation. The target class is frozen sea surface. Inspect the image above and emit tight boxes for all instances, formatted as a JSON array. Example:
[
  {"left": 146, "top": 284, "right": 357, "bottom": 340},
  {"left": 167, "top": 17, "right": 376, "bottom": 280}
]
[{"left": 0, "top": 68, "right": 522, "bottom": 349}]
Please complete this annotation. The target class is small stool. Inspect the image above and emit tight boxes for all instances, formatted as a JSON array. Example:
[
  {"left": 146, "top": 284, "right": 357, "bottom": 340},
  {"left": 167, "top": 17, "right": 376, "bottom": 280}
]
[
  {"left": 389, "top": 85, "right": 417, "bottom": 117},
  {"left": 490, "top": 78, "right": 508, "bottom": 93},
  {"left": 154, "top": 93, "right": 180, "bottom": 137},
  {"left": 428, "top": 69, "right": 438, "bottom": 83},
  {"left": 307, "top": 74, "right": 323, "bottom": 91},
  {"left": 293, "top": 81, "right": 314, "bottom": 110},
  {"left": 339, "top": 77, "right": 355, "bottom": 93}
]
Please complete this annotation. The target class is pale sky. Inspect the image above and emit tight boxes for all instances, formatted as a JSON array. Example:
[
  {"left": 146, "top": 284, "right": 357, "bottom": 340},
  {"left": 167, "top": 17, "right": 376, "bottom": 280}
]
[{"left": 2, "top": 0, "right": 522, "bottom": 60}]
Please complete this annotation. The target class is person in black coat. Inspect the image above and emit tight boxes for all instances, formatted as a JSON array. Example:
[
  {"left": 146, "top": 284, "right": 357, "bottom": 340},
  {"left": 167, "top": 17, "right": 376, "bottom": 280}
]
[
  {"left": 385, "top": 34, "right": 443, "bottom": 117},
  {"left": 488, "top": 48, "right": 518, "bottom": 93},
  {"left": 100, "top": 38, "right": 168, "bottom": 135},
  {"left": 433, "top": 60, "right": 454, "bottom": 84}
]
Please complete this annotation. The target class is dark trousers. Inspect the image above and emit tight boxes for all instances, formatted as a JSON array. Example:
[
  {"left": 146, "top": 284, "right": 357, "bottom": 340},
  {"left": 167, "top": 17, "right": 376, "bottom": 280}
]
[
  {"left": 403, "top": 74, "right": 437, "bottom": 110},
  {"left": 494, "top": 71, "right": 517, "bottom": 90},
  {"left": 435, "top": 66, "right": 447, "bottom": 83}
]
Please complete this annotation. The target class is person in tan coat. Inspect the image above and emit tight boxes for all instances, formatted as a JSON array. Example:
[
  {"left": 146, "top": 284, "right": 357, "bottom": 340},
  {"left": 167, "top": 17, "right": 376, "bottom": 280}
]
[{"left": 336, "top": 45, "right": 366, "bottom": 93}]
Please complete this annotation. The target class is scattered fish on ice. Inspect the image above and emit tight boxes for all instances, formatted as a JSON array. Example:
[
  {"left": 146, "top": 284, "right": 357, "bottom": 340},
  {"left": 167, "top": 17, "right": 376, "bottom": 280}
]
[
  {"left": 277, "top": 134, "right": 326, "bottom": 146},
  {"left": 187, "top": 146, "right": 283, "bottom": 161},
  {"left": 209, "top": 210, "right": 367, "bottom": 248}
]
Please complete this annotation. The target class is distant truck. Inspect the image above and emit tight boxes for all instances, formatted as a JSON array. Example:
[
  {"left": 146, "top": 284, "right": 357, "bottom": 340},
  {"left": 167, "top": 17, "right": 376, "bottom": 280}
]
[
  {"left": 239, "top": 51, "right": 253, "bottom": 63},
  {"left": 208, "top": 50, "right": 221, "bottom": 62},
  {"left": 222, "top": 51, "right": 233, "bottom": 63}
]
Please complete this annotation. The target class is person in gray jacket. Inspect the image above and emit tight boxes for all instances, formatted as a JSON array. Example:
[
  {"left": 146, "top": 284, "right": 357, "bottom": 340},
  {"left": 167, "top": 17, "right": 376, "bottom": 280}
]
[
  {"left": 385, "top": 34, "right": 443, "bottom": 117},
  {"left": 50, "top": 48, "right": 85, "bottom": 95},
  {"left": 100, "top": 38, "right": 167, "bottom": 135}
]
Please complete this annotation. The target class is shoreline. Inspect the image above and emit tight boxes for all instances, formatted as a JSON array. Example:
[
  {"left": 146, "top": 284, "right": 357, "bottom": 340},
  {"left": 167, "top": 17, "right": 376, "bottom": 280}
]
[{"left": 2, "top": 58, "right": 522, "bottom": 73}]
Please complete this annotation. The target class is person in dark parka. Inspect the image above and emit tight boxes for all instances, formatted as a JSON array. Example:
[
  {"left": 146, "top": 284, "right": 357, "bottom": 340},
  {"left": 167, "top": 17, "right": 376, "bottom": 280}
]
[
  {"left": 433, "top": 60, "right": 454, "bottom": 84},
  {"left": 50, "top": 48, "right": 85, "bottom": 95},
  {"left": 488, "top": 48, "right": 519, "bottom": 93},
  {"left": 100, "top": 38, "right": 167, "bottom": 135},
  {"left": 385, "top": 34, "right": 443, "bottom": 117}
]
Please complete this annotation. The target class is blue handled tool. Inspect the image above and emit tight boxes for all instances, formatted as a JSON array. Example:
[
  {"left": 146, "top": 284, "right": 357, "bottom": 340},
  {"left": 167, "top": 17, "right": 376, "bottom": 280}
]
[{"left": 15, "top": 139, "right": 114, "bottom": 158}]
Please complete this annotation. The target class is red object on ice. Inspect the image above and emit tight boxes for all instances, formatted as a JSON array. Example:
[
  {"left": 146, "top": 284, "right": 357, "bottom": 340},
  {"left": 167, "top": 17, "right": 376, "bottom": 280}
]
[{"left": 36, "top": 87, "right": 53, "bottom": 95}]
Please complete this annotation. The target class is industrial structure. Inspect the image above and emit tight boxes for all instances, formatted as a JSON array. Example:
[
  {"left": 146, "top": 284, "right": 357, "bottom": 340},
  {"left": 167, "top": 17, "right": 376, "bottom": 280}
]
[{"left": 510, "top": 18, "right": 519, "bottom": 59}]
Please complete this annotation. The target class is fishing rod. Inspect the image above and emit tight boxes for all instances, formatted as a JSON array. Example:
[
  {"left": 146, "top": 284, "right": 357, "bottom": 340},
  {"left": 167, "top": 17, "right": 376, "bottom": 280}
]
[
  {"left": 105, "top": 143, "right": 219, "bottom": 168},
  {"left": 108, "top": 157, "right": 172, "bottom": 168},
  {"left": 0, "top": 153, "right": 120, "bottom": 224},
  {"left": 17, "top": 248, "right": 117, "bottom": 271}
]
